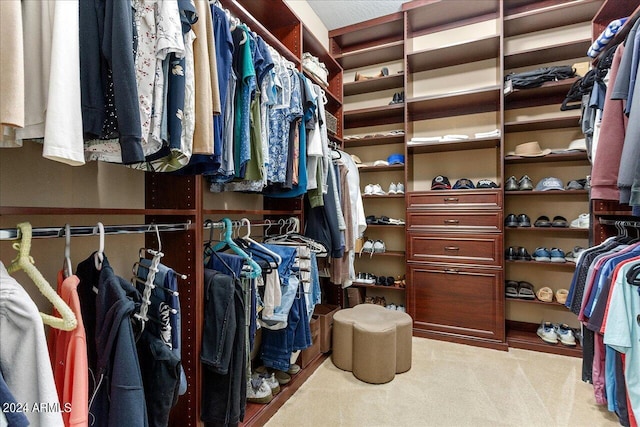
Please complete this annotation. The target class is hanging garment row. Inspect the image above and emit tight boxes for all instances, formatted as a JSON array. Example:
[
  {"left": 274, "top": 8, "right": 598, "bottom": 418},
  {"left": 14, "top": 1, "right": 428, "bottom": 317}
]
[
  {"left": 198, "top": 217, "right": 324, "bottom": 425},
  {"left": 0, "top": 221, "right": 190, "bottom": 427},
  {"left": 565, "top": 219, "right": 640, "bottom": 427}
]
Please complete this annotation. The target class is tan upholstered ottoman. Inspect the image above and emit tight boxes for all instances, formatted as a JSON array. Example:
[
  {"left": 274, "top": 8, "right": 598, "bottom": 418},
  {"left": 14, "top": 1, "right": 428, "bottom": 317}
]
[{"left": 332, "top": 304, "right": 412, "bottom": 384}]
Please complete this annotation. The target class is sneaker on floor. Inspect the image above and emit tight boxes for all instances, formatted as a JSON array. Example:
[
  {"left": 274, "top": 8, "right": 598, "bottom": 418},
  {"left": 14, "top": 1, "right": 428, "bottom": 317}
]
[
  {"left": 570, "top": 213, "right": 590, "bottom": 229},
  {"left": 388, "top": 183, "right": 398, "bottom": 194},
  {"left": 287, "top": 364, "right": 301, "bottom": 375},
  {"left": 247, "top": 378, "right": 273, "bottom": 404},
  {"left": 537, "top": 321, "right": 558, "bottom": 344},
  {"left": 252, "top": 372, "right": 280, "bottom": 395},
  {"left": 554, "top": 323, "right": 577, "bottom": 346}
]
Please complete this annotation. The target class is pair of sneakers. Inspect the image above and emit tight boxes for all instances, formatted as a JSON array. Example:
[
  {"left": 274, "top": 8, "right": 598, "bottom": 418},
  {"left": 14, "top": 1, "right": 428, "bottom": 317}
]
[
  {"left": 360, "top": 239, "right": 386, "bottom": 257},
  {"left": 388, "top": 182, "right": 405, "bottom": 194},
  {"left": 533, "top": 247, "right": 565, "bottom": 263},
  {"left": 537, "top": 322, "right": 577, "bottom": 346},
  {"left": 363, "top": 184, "right": 386, "bottom": 196}
]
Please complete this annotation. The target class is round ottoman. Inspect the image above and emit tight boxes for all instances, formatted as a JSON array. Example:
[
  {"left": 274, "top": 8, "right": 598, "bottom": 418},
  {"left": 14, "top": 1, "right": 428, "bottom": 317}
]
[{"left": 332, "top": 304, "right": 412, "bottom": 384}]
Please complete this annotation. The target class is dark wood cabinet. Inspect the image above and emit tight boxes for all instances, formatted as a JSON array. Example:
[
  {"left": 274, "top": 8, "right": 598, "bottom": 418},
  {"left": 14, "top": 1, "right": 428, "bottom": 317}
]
[
  {"left": 408, "top": 233, "right": 502, "bottom": 266},
  {"left": 407, "top": 210, "right": 502, "bottom": 232}
]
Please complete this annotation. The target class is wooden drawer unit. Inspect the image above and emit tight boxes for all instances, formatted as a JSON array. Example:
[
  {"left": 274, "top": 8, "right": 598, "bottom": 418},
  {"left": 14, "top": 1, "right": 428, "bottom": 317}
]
[
  {"left": 406, "top": 190, "right": 502, "bottom": 211},
  {"left": 407, "top": 264, "right": 505, "bottom": 342},
  {"left": 407, "top": 233, "right": 502, "bottom": 266},
  {"left": 407, "top": 211, "right": 502, "bottom": 232}
]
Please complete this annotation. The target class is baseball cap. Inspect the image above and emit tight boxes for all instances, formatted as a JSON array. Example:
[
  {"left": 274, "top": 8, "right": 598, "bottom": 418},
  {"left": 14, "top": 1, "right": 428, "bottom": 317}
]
[
  {"left": 453, "top": 178, "right": 475, "bottom": 189},
  {"left": 431, "top": 175, "right": 451, "bottom": 190},
  {"left": 476, "top": 179, "right": 499, "bottom": 189},
  {"left": 387, "top": 153, "right": 405, "bottom": 165},
  {"left": 535, "top": 177, "right": 565, "bottom": 191}
]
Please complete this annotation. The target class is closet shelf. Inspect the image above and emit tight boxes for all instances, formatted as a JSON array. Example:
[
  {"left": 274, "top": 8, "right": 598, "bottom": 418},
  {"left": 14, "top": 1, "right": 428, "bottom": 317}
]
[
  {"left": 507, "top": 321, "right": 582, "bottom": 358},
  {"left": 344, "top": 134, "right": 404, "bottom": 147},
  {"left": 504, "top": 115, "right": 581, "bottom": 132},
  {"left": 407, "top": 35, "right": 500, "bottom": 73},
  {"left": 334, "top": 41, "right": 404, "bottom": 70},
  {"left": 504, "top": 227, "right": 589, "bottom": 234},
  {"left": 344, "top": 104, "right": 404, "bottom": 128},
  {"left": 362, "top": 194, "right": 405, "bottom": 199},
  {"left": 504, "top": 38, "right": 592, "bottom": 70},
  {"left": 202, "top": 209, "right": 303, "bottom": 216},
  {"left": 504, "top": 152, "right": 589, "bottom": 164},
  {"left": 506, "top": 298, "right": 576, "bottom": 308},
  {"left": 504, "top": 190, "right": 588, "bottom": 196},
  {"left": 0, "top": 207, "right": 197, "bottom": 216},
  {"left": 366, "top": 224, "right": 406, "bottom": 228},
  {"left": 503, "top": 0, "right": 604, "bottom": 37},
  {"left": 407, "top": 85, "right": 501, "bottom": 121},
  {"left": 328, "top": 12, "right": 404, "bottom": 55},
  {"left": 350, "top": 283, "right": 406, "bottom": 291},
  {"left": 343, "top": 74, "right": 404, "bottom": 96},
  {"left": 358, "top": 164, "right": 405, "bottom": 173},
  {"left": 506, "top": 259, "right": 576, "bottom": 269},
  {"left": 504, "top": 78, "right": 580, "bottom": 110},
  {"left": 403, "top": 0, "right": 500, "bottom": 37},
  {"left": 408, "top": 136, "right": 500, "bottom": 154},
  {"left": 357, "top": 250, "right": 405, "bottom": 258}
]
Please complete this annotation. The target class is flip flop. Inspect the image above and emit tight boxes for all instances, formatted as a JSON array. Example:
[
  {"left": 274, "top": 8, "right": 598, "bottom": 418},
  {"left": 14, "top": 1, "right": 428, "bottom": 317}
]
[
  {"left": 552, "top": 216, "right": 568, "bottom": 227},
  {"left": 505, "top": 281, "right": 519, "bottom": 298},
  {"left": 534, "top": 216, "right": 551, "bottom": 227},
  {"left": 517, "top": 281, "right": 536, "bottom": 300}
]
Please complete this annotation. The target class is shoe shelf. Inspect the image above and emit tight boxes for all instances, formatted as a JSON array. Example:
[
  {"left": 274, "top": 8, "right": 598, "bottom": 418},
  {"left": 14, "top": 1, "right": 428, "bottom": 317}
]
[
  {"left": 344, "top": 134, "right": 404, "bottom": 148},
  {"left": 504, "top": 190, "right": 589, "bottom": 196},
  {"left": 504, "top": 38, "right": 592, "bottom": 70},
  {"left": 344, "top": 104, "right": 404, "bottom": 128},
  {"left": 506, "top": 297, "right": 575, "bottom": 309},
  {"left": 408, "top": 136, "right": 500, "bottom": 154},
  {"left": 407, "top": 85, "right": 501, "bottom": 121},
  {"left": 504, "top": 0, "right": 604, "bottom": 37},
  {"left": 504, "top": 115, "right": 582, "bottom": 133},
  {"left": 362, "top": 194, "right": 405, "bottom": 200},
  {"left": 334, "top": 41, "right": 404, "bottom": 70},
  {"left": 344, "top": 74, "right": 404, "bottom": 96},
  {"left": 351, "top": 282, "right": 406, "bottom": 291},
  {"left": 366, "top": 224, "right": 406, "bottom": 228},
  {"left": 358, "top": 250, "right": 405, "bottom": 258},
  {"left": 505, "top": 227, "right": 589, "bottom": 234},
  {"left": 506, "top": 259, "right": 576, "bottom": 269},
  {"left": 506, "top": 320, "right": 582, "bottom": 358},
  {"left": 504, "top": 78, "right": 580, "bottom": 110},
  {"left": 407, "top": 35, "right": 500, "bottom": 73},
  {"left": 504, "top": 152, "right": 589, "bottom": 164},
  {"left": 357, "top": 164, "right": 405, "bottom": 173}
]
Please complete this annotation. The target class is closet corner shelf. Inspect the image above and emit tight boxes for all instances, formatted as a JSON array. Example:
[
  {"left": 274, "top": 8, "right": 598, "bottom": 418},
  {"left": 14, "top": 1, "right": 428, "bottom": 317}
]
[
  {"left": 506, "top": 259, "right": 577, "bottom": 269},
  {"left": 407, "top": 34, "right": 500, "bottom": 73},
  {"left": 344, "top": 104, "right": 405, "bottom": 128},
  {"left": 504, "top": 38, "right": 592, "bottom": 70},
  {"left": 503, "top": 0, "right": 604, "bottom": 37},
  {"left": 334, "top": 41, "right": 404, "bottom": 70},
  {"left": 358, "top": 164, "right": 405, "bottom": 173},
  {"left": 407, "top": 85, "right": 501, "bottom": 121},
  {"left": 328, "top": 12, "right": 404, "bottom": 56},
  {"left": 358, "top": 250, "right": 405, "bottom": 258},
  {"left": 504, "top": 115, "right": 581, "bottom": 132},
  {"left": 0, "top": 207, "right": 197, "bottom": 216},
  {"left": 504, "top": 190, "right": 588, "bottom": 196},
  {"left": 506, "top": 321, "right": 582, "bottom": 358},
  {"left": 344, "top": 134, "right": 404, "bottom": 147},
  {"left": 350, "top": 282, "right": 407, "bottom": 291},
  {"left": 504, "top": 152, "right": 589, "bottom": 164},
  {"left": 344, "top": 74, "right": 404, "bottom": 96},
  {"left": 408, "top": 136, "right": 500, "bottom": 154},
  {"left": 504, "top": 78, "right": 580, "bottom": 110}
]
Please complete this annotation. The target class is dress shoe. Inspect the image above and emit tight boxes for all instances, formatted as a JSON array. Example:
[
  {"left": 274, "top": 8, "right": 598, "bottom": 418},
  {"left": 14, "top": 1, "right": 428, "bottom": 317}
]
[
  {"left": 389, "top": 92, "right": 400, "bottom": 105},
  {"left": 504, "top": 214, "right": 518, "bottom": 227},
  {"left": 517, "top": 214, "right": 531, "bottom": 227},
  {"left": 518, "top": 175, "right": 534, "bottom": 191},
  {"left": 517, "top": 247, "right": 532, "bottom": 261},
  {"left": 505, "top": 246, "right": 517, "bottom": 261},
  {"left": 505, "top": 176, "right": 518, "bottom": 191}
]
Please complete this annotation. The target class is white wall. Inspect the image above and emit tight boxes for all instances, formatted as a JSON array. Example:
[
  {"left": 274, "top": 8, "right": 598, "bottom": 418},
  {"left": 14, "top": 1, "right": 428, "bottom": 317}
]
[{"left": 285, "top": 0, "right": 329, "bottom": 50}]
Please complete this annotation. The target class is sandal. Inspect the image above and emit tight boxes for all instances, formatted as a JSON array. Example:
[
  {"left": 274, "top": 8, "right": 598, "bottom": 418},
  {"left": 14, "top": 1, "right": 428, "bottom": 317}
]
[
  {"left": 536, "top": 286, "right": 554, "bottom": 302},
  {"left": 534, "top": 215, "right": 551, "bottom": 227},
  {"left": 555, "top": 288, "right": 569, "bottom": 304},
  {"left": 551, "top": 216, "right": 568, "bottom": 228},
  {"left": 505, "top": 280, "right": 519, "bottom": 298},
  {"left": 517, "top": 281, "right": 536, "bottom": 300}
]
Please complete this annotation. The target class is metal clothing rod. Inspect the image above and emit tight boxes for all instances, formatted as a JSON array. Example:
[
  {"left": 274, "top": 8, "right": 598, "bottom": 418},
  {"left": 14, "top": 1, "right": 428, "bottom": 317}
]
[
  {"left": 599, "top": 219, "right": 640, "bottom": 228},
  {"left": 203, "top": 217, "right": 298, "bottom": 229},
  {"left": 0, "top": 222, "right": 192, "bottom": 241}
]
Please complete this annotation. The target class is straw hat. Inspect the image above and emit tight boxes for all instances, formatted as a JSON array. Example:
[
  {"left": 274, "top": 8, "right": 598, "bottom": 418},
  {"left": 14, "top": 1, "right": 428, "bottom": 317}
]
[{"left": 506, "top": 141, "right": 551, "bottom": 157}]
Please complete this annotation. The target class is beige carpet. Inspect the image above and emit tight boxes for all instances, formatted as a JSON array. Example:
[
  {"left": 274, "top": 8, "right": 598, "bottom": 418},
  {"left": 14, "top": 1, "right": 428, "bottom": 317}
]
[{"left": 265, "top": 337, "right": 620, "bottom": 427}]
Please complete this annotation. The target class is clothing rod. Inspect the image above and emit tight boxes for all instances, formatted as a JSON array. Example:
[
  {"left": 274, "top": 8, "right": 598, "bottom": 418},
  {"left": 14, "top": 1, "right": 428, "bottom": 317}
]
[
  {"left": 599, "top": 218, "right": 640, "bottom": 227},
  {"left": 0, "top": 222, "right": 192, "bottom": 241},
  {"left": 203, "top": 217, "right": 298, "bottom": 229}
]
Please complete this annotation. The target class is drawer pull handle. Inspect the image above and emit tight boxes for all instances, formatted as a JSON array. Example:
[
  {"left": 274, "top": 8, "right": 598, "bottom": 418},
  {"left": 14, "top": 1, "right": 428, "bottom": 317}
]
[
  {"left": 444, "top": 219, "right": 459, "bottom": 224},
  {"left": 444, "top": 197, "right": 459, "bottom": 203},
  {"left": 444, "top": 246, "right": 460, "bottom": 251},
  {"left": 444, "top": 268, "right": 459, "bottom": 274}
]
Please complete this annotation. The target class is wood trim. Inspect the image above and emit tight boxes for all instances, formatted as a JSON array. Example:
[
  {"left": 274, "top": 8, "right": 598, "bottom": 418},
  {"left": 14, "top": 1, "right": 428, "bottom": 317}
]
[
  {"left": 0, "top": 207, "right": 198, "bottom": 216},
  {"left": 504, "top": 151, "right": 589, "bottom": 164}
]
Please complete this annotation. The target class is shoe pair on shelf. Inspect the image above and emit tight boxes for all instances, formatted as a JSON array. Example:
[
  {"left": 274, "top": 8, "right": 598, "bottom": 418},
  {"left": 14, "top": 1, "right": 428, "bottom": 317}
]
[
  {"left": 386, "top": 303, "right": 406, "bottom": 312},
  {"left": 365, "top": 295, "right": 387, "bottom": 306},
  {"left": 532, "top": 247, "right": 566, "bottom": 263},
  {"left": 363, "top": 184, "right": 386, "bottom": 196},
  {"left": 570, "top": 213, "right": 590, "bottom": 229},
  {"left": 505, "top": 280, "right": 535, "bottom": 299},
  {"left": 366, "top": 215, "right": 405, "bottom": 225},
  {"left": 534, "top": 287, "right": 569, "bottom": 304},
  {"left": 505, "top": 246, "right": 532, "bottom": 261},
  {"left": 537, "top": 322, "right": 577, "bottom": 346},
  {"left": 505, "top": 175, "right": 534, "bottom": 191},
  {"left": 532, "top": 215, "right": 568, "bottom": 227},
  {"left": 389, "top": 91, "right": 405, "bottom": 105},
  {"left": 359, "top": 239, "right": 386, "bottom": 257},
  {"left": 388, "top": 182, "right": 405, "bottom": 194},
  {"left": 354, "top": 67, "right": 389, "bottom": 81},
  {"left": 505, "top": 213, "right": 531, "bottom": 227}
]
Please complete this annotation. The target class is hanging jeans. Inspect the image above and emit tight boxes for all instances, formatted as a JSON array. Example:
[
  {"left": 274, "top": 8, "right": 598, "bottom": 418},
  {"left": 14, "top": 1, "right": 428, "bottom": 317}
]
[
  {"left": 201, "top": 269, "right": 247, "bottom": 426},
  {"left": 257, "top": 244, "right": 298, "bottom": 327},
  {"left": 261, "top": 281, "right": 312, "bottom": 371}
]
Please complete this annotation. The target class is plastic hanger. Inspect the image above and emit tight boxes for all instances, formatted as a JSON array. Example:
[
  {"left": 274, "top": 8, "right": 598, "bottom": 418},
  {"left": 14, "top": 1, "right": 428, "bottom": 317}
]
[
  {"left": 239, "top": 218, "right": 281, "bottom": 266},
  {"left": 212, "top": 218, "right": 261, "bottom": 279},
  {"left": 7, "top": 222, "right": 77, "bottom": 331},
  {"left": 61, "top": 224, "right": 73, "bottom": 279},
  {"left": 94, "top": 222, "right": 105, "bottom": 270}
]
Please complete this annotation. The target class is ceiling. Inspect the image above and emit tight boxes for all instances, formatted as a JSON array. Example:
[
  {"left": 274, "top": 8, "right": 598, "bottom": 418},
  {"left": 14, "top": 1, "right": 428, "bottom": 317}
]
[{"left": 306, "top": 0, "right": 410, "bottom": 31}]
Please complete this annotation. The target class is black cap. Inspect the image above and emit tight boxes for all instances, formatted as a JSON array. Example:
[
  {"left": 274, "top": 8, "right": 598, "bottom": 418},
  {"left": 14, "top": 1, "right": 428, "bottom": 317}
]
[
  {"left": 453, "top": 178, "right": 475, "bottom": 189},
  {"left": 476, "top": 179, "right": 499, "bottom": 189},
  {"left": 431, "top": 175, "right": 451, "bottom": 190}
]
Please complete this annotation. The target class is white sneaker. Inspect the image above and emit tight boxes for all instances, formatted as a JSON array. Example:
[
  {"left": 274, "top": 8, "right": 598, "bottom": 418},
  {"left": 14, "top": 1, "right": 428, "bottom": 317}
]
[
  {"left": 570, "top": 213, "right": 589, "bottom": 229},
  {"left": 360, "top": 240, "right": 374, "bottom": 256},
  {"left": 396, "top": 305, "right": 406, "bottom": 312},
  {"left": 247, "top": 378, "right": 273, "bottom": 404},
  {"left": 387, "top": 303, "right": 397, "bottom": 310},
  {"left": 388, "top": 183, "right": 398, "bottom": 194},
  {"left": 364, "top": 184, "right": 374, "bottom": 195},
  {"left": 372, "top": 240, "right": 386, "bottom": 253},
  {"left": 554, "top": 323, "right": 577, "bottom": 346},
  {"left": 371, "top": 184, "right": 386, "bottom": 195},
  {"left": 252, "top": 372, "right": 280, "bottom": 395},
  {"left": 396, "top": 183, "right": 405, "bottom": 194},
  {"left": 536, "top": 321, "right": 558, "bottom": 344}
]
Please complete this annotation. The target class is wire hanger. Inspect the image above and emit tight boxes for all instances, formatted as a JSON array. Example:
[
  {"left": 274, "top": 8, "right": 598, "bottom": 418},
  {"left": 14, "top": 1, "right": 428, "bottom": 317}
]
[
  {"left": 7, "top": 222, "right": 78, "bottom": 331},
  {"left": 94, "top": 222, "right": 105, "bottom": 270},
  {"left": 61, "top": 224, "right": 73, "bottom": 279}
]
